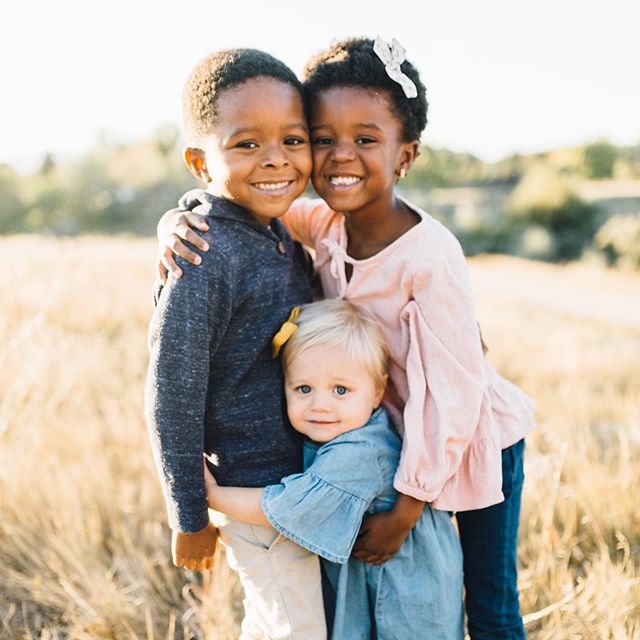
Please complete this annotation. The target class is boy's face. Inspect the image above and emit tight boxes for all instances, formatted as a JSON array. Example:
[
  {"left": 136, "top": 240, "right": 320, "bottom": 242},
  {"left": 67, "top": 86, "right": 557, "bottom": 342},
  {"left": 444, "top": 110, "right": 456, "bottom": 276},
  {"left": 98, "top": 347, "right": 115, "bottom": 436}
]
[
  {"left": 284, "top": 344, "right": 385, "bottom": 443},
  {"left": 189, "top": 77, "right": 311, "bottom": 224}
]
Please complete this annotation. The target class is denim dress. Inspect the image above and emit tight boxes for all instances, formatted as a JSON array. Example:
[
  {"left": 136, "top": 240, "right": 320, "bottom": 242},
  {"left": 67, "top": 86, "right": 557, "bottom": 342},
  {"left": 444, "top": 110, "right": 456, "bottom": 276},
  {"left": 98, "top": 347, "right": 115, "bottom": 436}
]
[{"left": 262, "top": 408, "right": 464, "bottom": 640}]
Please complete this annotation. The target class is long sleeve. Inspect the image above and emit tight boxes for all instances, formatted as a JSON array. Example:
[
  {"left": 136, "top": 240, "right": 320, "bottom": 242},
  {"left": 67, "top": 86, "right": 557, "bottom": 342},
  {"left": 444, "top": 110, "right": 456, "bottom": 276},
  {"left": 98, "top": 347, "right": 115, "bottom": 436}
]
[
  {"left": 393, "top": 239, "right": 502, "bottom": 508},
  {"left": 145, "top": 247, "right": 233, "bottom": 532}
]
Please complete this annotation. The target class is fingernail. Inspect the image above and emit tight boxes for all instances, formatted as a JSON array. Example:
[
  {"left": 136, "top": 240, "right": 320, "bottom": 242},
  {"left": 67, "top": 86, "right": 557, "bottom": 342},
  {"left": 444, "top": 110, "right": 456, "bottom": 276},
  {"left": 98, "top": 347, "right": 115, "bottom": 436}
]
[
  {"left": 202, "top": 243, "right": 209, "bottom": 251},
  {"left": 194, "top": 256, "right": 202, "bottom": 265}
]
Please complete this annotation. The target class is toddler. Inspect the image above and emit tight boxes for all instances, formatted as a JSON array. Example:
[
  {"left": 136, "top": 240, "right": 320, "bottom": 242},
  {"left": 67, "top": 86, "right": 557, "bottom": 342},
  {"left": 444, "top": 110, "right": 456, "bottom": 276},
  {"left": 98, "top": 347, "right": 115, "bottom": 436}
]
[{"left": 205, "top": 299, "right": 464, "bottom": 640}]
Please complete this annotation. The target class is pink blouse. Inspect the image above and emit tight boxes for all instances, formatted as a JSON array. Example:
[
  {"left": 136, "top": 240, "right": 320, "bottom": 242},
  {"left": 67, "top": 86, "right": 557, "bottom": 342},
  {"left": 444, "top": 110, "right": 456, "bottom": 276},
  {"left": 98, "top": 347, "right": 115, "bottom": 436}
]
[{"left": 282, "top": 198, "right": 536, "bottom": 512}]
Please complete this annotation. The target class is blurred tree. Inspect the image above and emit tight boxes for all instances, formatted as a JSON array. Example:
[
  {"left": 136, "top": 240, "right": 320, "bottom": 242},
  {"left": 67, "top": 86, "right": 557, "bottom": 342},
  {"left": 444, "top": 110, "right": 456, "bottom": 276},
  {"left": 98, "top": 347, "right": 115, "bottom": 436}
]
[
  {"left": 0, "top": 164, "right": 25, "bottom": 233},
  {"left": 40, "top": 152, "right": 56, "bottom": 176},
  {"left": 583, "top": 140, "right": 617, "bottom": 179},
  {"left": 507, "top": 163, "right": 598, "bottom": 260},
  {"left": 593, "top": 213, "right": 640, "bottom": 268}
]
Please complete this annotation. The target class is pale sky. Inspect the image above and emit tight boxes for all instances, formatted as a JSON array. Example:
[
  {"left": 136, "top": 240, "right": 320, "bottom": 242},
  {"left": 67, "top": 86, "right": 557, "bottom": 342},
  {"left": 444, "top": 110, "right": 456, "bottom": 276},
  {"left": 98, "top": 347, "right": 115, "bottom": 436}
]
[{"left": 2, "top": 0, "right": 639, "bottom": 172}]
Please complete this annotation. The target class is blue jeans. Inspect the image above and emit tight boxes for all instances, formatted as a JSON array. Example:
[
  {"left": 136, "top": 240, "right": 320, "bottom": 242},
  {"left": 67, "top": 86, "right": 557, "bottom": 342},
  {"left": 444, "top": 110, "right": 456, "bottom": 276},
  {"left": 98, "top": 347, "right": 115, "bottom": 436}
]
[{"left": 456, "top": 439, "right": 526, "bottom": 640}]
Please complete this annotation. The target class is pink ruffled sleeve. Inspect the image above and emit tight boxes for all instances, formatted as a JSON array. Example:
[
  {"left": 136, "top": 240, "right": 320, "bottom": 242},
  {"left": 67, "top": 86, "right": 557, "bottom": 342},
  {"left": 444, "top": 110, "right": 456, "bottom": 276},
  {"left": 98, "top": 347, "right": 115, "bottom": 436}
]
[
  {"left": 279, "top": 198, "right": 333, "bottom": 248},
  {"left": 393, "top": 243, "right": 503, "bottom": 509}
]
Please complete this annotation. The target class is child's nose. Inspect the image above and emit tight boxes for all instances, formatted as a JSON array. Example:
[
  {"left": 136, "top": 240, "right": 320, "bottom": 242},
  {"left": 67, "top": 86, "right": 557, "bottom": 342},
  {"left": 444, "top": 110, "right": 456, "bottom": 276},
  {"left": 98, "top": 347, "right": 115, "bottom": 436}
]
[
  {"left": 260, "top": 143, "right": 289, "bottom": 168},
  {"left": 330, "top": 140, "right": 356, "bottom": 162},
  {"left": 310, "top": 392, "right": 332, "bottom": 411}
]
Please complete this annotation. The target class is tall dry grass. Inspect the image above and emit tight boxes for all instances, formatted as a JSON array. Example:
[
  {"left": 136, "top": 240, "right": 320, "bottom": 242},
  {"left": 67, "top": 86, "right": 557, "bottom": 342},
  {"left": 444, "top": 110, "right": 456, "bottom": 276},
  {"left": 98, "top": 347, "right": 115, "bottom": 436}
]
[{"left": 0, "top": 237, "right": 638, "bottom": 639}]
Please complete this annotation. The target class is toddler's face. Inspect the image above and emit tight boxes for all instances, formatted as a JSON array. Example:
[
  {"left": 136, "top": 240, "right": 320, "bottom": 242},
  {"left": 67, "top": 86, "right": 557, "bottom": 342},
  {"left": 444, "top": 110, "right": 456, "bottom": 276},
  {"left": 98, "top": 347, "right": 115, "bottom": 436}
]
[
  {"left": 284, "top": 344, "right": 385, "bottom": 443},
  {"left": 197, "top": 77, "right": 311, "bottom": 224}
]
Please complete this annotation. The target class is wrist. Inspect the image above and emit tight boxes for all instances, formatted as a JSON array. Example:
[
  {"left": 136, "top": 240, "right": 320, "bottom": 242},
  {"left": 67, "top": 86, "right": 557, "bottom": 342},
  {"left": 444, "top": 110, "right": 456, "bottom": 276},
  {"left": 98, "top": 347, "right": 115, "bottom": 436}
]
[
  {"left": 391, "top": 494, "right": 425, "bottom": 528},
  {"left": 206, "top": 486, "right": 220, "bottom": 510}
]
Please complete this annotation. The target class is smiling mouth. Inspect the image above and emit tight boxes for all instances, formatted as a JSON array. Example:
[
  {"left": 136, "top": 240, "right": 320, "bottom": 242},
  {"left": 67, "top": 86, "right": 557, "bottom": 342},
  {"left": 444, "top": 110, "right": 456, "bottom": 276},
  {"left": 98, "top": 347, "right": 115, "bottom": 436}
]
[
  {"left": 327, "top": 175, "right": 361, "bottom": 187},
  {"left": 325, "top": 176, "right": 362, "bottom": 191},
  {"left": 252, "top": 180, "right": 295, "bottom": 195}
]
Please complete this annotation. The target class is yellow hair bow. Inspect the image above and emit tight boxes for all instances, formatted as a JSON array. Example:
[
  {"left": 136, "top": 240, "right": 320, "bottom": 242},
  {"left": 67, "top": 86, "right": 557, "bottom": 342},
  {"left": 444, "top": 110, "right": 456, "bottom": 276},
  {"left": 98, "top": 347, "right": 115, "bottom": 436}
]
[{"left": 272, "top": 307, "right": 300, "bottom": 358}]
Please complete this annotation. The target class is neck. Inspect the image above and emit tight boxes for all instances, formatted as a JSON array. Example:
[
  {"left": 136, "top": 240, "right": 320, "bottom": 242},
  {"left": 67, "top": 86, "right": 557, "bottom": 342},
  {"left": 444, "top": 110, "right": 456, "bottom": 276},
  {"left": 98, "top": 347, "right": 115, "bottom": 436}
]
[{"left": 343, "top": 193, "right": 419, "bottom": 258}]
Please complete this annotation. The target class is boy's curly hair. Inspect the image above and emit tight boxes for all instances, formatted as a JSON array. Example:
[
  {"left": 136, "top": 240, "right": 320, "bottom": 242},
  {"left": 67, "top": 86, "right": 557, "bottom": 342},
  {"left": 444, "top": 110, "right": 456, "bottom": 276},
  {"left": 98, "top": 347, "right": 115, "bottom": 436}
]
[
  {"left": 302, "top": 37, "right": 428, "bottom": 142},
  {"left": 183, "top": 49, "right": 303, "bottom": 145}
]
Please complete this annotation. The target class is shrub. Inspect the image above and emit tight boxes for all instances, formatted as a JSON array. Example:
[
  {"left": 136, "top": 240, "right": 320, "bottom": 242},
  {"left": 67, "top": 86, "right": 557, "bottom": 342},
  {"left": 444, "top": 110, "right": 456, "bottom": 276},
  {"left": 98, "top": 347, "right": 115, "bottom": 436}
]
[{"left": 593, "top": 213, "right": 640, "bottom": 269}]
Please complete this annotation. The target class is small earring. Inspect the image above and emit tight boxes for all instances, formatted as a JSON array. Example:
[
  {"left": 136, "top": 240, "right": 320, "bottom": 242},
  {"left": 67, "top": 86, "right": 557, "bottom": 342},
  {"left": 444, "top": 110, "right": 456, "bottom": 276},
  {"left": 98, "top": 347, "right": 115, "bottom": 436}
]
[{"left": 399, "top": 167, "right": 407, "bottom": 179}]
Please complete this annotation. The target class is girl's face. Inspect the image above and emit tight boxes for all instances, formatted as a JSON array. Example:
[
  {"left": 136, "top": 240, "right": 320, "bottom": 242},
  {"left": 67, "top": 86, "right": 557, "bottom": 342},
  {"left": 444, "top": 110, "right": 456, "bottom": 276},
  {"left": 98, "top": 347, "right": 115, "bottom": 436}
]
[
  {"left": 284, "top": 344, "right": 385, "bottom": 444},
  {"left": 309, "top": 86, "right": 417, "bottom": 215}
]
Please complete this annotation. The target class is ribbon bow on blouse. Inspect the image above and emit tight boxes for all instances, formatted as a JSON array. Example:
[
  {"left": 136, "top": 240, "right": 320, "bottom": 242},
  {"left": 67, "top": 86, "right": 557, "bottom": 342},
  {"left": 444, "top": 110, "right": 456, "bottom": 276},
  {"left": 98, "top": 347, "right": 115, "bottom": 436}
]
[
  {"left": 320, "top": 238, "right": 358, "bottom": 297},
  {"left": 373, "top": 36, "right": 418, "bottom": 99}
]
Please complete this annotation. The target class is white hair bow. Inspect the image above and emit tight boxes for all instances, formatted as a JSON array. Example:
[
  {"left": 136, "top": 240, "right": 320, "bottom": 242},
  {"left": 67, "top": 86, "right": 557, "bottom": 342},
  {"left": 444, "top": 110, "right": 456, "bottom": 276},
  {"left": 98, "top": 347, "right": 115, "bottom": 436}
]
[{"left": 373, "top": 36, "right": 418, "bottom": 99}]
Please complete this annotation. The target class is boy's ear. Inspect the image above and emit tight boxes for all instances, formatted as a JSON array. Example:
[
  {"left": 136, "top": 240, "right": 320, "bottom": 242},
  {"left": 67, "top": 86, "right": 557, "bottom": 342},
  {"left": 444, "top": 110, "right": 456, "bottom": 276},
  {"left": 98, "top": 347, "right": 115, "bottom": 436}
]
[{"left": 184, "top": 147, "right": 211, "bottom": 183}]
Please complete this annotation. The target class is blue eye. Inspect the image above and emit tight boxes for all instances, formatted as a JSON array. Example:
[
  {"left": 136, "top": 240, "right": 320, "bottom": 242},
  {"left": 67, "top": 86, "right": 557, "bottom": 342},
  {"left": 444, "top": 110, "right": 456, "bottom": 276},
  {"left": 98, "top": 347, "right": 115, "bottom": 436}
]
[
  {"left": 334, "top": 386, "right": 348, "bottom": 396},
  {"left": 296, "top": 385, "right": 312, "bottom": 394}
]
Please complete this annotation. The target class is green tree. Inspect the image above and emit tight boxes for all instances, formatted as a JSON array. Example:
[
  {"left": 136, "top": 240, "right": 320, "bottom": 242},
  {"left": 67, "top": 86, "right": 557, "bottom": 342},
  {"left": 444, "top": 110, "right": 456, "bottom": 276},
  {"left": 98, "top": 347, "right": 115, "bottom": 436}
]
[{"left": 583, "top": 140, "right": 617, "bottom": 179}]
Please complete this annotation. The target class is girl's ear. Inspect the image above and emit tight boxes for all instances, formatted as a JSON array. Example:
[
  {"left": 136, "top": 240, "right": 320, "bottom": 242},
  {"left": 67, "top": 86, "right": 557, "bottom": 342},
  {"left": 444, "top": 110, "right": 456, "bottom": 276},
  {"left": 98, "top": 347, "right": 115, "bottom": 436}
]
[
  {"left": 397, "top": 141, "right": 420, "bottom": 178},
  {"left": 184, "top": 147, "right": 211, "bottom": 183}
]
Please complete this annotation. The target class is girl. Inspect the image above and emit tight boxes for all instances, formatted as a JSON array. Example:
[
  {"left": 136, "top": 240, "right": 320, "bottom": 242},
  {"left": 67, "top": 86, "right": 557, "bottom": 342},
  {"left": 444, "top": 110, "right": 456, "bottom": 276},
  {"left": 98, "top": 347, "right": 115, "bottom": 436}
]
[
  {"left": 159, "top": 37, "right": 535, "bottom": 639},
  {"left": 204, "top": 299, "right": 464, "bottom": 640}
]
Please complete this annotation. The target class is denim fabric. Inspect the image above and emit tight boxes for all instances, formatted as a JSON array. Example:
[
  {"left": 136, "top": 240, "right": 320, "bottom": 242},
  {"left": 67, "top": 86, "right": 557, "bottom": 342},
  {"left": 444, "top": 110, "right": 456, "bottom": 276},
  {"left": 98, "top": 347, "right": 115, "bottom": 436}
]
[
  {"left": 262, "top": 408, "right": 395, "bottom": 564},
  {"left": 262, "top": 408, "right": 464, "bottom": 640},
  {"left": 456, "top": 438, "right": 526, "bottom": 640}
]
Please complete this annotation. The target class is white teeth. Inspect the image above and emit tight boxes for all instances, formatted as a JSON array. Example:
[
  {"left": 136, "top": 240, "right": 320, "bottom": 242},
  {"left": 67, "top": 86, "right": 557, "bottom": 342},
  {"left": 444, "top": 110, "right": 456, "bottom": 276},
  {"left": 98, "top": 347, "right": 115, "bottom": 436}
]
[
  {"left": 329, "top": 176, "right": 360, "bottom": 186},
  {"left": 254, "top": 181, "right": 290, "bottom": 191}
]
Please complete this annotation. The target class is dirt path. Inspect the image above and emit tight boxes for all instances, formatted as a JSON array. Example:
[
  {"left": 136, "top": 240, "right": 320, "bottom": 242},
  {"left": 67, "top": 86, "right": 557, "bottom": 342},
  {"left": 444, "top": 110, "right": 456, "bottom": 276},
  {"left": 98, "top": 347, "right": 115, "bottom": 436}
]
[{"left": 468, "top": 256, "right": 640, "bottom": 331}]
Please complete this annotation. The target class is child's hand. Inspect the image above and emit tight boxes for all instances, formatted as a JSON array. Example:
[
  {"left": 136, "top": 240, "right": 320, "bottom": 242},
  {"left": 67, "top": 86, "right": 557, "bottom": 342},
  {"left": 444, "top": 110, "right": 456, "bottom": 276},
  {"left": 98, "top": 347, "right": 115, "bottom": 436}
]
[
  {"left": 171, "top": 522, "right": 218, "bottom": 570},
  {"left": 352, "top": 494, "right": 425, "bottom": 565},
  {"left": 351, "top": 510, "right": 412, "bottom": 565},
  {"left": 157, "top": 207, "right": 210, "bottom": 283}
]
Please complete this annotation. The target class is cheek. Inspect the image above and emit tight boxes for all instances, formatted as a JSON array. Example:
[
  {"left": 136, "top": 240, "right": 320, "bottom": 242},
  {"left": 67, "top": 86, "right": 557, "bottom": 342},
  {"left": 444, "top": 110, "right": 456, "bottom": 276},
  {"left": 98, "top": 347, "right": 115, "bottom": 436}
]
[{"left": 311, "top": 148, "right": 327, "bottom": 173}]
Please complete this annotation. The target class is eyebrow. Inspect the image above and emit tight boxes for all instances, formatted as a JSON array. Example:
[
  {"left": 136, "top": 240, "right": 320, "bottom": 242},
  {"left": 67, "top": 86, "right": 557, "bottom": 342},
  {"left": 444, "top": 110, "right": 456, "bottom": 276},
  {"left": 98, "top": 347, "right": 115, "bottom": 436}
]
[
  {"left": 229, "top": 122, "right": 308, "bottom": 138},
  {"left": 311, "top": 122, "right": 383, "bottom": 132}
]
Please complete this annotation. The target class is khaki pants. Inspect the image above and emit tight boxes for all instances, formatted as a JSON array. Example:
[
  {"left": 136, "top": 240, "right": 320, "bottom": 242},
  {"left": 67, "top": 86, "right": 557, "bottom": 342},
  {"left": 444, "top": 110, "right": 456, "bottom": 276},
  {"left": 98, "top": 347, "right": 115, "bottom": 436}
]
[{"left": 210, "top": 510, "right": 327, "bottom": 640}]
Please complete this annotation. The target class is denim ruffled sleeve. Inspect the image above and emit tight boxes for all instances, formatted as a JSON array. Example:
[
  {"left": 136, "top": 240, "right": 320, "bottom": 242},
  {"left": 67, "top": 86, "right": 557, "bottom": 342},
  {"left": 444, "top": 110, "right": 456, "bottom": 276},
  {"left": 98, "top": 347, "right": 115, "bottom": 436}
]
[{"left": 262, "top": 436, "right": 384, "bottom": 564}]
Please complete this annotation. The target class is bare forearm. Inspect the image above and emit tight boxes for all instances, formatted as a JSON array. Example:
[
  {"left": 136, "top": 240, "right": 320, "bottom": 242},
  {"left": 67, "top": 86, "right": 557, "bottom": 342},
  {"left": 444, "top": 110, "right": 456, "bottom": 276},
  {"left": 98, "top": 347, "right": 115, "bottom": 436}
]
[
  {"left": 207, "top": 486, "right": 269, "bottom": 526},
  {"left": 392, "top": 493, "right": 425, "bottom": 529}
]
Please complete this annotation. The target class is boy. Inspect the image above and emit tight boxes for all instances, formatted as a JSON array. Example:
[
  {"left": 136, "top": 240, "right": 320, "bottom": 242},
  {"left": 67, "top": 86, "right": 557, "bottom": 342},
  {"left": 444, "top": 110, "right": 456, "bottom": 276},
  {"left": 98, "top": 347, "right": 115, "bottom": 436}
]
[{"left": 144, "top": 49, "right": 326, "bottom": 639}]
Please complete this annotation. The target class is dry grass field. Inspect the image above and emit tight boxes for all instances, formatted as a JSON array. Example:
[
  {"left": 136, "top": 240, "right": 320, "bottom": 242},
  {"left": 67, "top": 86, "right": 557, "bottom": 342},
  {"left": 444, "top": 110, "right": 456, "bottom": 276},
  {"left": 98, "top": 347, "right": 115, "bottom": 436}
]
[{"left": 1, "top": 236, "right": 638, "bottom": 639}]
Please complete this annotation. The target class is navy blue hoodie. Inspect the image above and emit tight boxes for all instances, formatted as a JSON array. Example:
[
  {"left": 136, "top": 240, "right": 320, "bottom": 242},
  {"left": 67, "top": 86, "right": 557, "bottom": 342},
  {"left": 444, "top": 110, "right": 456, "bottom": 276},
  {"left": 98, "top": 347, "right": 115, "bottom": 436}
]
[{"left": 145, "top": 192, "right": 312, "bottom": 532}]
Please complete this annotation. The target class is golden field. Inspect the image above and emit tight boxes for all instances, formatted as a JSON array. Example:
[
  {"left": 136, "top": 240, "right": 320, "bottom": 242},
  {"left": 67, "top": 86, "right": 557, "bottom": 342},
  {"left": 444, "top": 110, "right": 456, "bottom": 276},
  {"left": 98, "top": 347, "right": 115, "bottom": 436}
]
[{"left": 1, "top": 236, "right": 638, "bottom": 639}]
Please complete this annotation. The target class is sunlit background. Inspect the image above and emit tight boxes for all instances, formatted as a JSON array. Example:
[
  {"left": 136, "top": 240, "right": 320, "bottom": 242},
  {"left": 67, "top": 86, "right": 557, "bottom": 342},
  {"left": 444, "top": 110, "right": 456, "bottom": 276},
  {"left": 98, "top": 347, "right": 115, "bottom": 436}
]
[
  {"left": 1, "top": 2, "right": 639, "bottom": 638},
  {"left": 3, "top": 0, "right": 639, "bottom": 169}
]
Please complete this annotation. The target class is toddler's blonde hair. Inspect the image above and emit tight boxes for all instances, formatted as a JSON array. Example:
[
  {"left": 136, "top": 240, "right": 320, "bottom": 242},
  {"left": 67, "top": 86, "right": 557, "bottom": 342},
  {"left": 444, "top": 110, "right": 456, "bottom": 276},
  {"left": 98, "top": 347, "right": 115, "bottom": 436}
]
[{"left": 282, "top": 299, "right": 389, "bottom": 389}]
